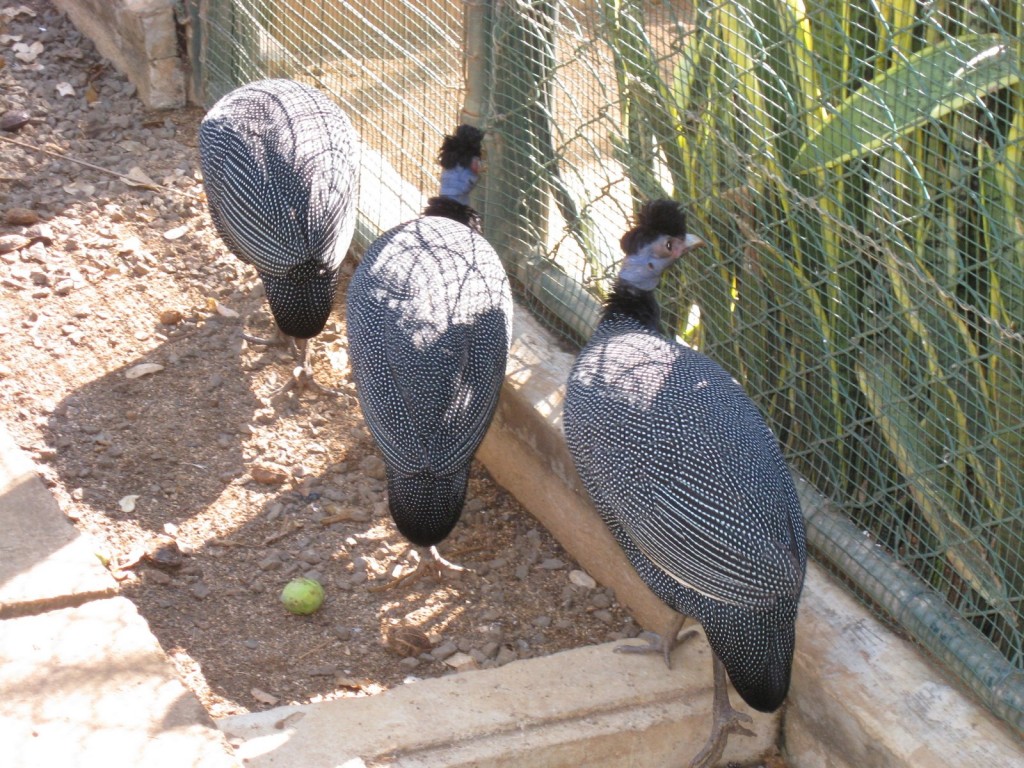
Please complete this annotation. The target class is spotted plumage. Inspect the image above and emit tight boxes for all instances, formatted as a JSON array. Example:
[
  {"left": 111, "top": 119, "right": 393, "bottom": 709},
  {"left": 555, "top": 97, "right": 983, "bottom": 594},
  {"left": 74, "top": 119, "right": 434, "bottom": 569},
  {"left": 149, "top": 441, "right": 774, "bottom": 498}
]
[
  {"left": 199, "top": 79, "right": 359, "bottom": 342},
  {"left": 346, "top": 126, "right": 511, "bottom": 552},
  {"left": 563, "top": 199, "right": 806, "bottom": 766}
]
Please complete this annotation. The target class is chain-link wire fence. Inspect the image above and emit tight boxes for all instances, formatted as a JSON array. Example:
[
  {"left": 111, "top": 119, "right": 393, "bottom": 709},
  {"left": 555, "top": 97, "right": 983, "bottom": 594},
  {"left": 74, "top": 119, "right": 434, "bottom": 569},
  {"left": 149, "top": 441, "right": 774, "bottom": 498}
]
[{"left": 188, "top": 0, "right": 1024, "bottom": 731}]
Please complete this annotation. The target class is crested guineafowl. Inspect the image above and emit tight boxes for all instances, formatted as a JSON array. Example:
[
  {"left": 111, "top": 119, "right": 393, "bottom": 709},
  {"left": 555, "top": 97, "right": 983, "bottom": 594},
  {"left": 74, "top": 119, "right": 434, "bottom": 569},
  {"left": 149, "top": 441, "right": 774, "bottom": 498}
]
[
  {"left": 563, "top": 199, "right": 806, "bottom": 768},
  {"left": 199, "top": 79, "right": 359, "bottom": 395},
  {"left": 346, "top": 125, "right": 512, "bottom": 587}
]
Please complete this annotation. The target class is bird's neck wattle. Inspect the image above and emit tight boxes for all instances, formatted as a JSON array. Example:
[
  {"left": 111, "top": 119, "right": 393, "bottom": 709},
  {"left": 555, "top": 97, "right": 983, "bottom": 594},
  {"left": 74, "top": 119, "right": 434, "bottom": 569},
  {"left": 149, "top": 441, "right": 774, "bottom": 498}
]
[
  {"left": 602, "top": 281, "right": 662, "bottom": 333},
  {"left": 438, "top": 165, "right": 478, "bottom": 206}
]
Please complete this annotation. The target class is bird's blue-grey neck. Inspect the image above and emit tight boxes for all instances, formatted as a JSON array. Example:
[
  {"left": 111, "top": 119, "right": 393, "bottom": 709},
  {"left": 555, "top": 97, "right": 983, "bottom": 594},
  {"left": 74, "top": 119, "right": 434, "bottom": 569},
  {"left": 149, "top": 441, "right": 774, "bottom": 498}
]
[
  {"left": 617, "top": 240, "right": 678, "bottom": 292},
  {"left": 438, "top": 165, "right": 479, "bottom": 206}
]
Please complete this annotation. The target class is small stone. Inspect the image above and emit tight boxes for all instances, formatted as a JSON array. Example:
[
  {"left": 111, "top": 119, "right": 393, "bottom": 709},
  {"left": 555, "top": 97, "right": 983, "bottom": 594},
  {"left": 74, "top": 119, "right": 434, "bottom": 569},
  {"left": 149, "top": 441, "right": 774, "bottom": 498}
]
[
  {"left": 146, "top": 538, "right": 183, "bottom": 569},
  {"left": 569, "top": 569, "right": 596, "bottom": 589},
  {"left": 399, "top": 656, "right": 420, "bottom": 671},
  {"left": 4, "top": 207, "right": 40, "bottom": 226},
  {"left": 539, "top": 557, "right": 565, "bottom": 570},
  {"left": 386, "top": 625, "right": 432, "bottom": 657},
  {"left": 251, "top": 463, "right": 289, "bottom": 485},
  {"left": 190, "top": 582, "right": 210, "bottom": 599},
  {"left": 445, "top": 652, "right": 478, "bottom": 672},
  {"left": 144, "top": 568, "right": 171, "bottom": 585},
  {"left": 431, "top": 640, "right": 458, "bottom": 661},
  {"left": 495, "top": 645, "right": 517, "bottom": 666},
  {"left": 0, "top": 234, "right": 30, "bottom": 254},
  {"left": 589, "top": 592, "right": 612, "bottom": 609},
  {"left": 258, "top": 553, "right": 284, "bottom": 571},
  {"left": 358, "top": 454, "right": 386, "bottom": 480},
  {"left": 299, "top": 548, "right": 321, "bottom": 564},
  {"left": 532, "top": 615, "right": 552, "bottom": 628},
  {"left": 159, "top": 309, "right": 183, "bottom": 325},
  {"left": 0, "top": 110, "right": 32, "bottom": 133},
  {"left": 463, "top": 497, "right": 486, "bottom": 515}
]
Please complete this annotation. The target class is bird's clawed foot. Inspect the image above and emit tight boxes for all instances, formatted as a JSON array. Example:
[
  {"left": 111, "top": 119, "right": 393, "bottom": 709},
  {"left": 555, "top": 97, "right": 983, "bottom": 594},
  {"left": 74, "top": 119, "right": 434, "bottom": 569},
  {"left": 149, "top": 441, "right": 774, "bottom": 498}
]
[
  {"left": 615, "top": 614, "right": 695, "bottom": 668},
  {"left": 241, "top": 330, "right": 288, "bottom": 348},
  {"left": 266, "top": 363, "right": 343, "bottom": 399},
  {"left": 689, "top": 655, "right": 755, "bottom": 768},
  {"left": 251, "top": 336, "right": 342, "bottom": 399},
  {"left": 369, "top": 545, "right": 466, "bottom": 591}
]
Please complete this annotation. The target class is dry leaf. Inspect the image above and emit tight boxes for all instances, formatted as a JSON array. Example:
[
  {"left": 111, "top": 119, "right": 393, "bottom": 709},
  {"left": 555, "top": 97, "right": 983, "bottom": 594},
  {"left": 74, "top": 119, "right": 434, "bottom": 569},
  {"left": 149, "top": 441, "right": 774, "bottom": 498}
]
[
  {"left": 163, "top": 224, "right": 188, "bottom": 240},
  {"left": 125, "top": 362, "right": 164, "bottom": 379},
  {"left": 251, "top": 687, "right": 279, "bottom": 706},
  {"left": 84, "top": 83, "right": 99, "bottom": 104},
  {"left": 63, "top": 181, "right": 95, "bottom": 196},
  {"left": 13, "top": 40, "right": 44, "bottom": 63},
  {"left": 119, "top": 494, "right": 140, "bottom": 513},
  {"left": 117, "top": 545, "right": 147, "bottom": 570},
  {"left": 123, "top": 166, "right": 159, "bottom": 190},
  {"left": 2, "top": 5, "right": 37, "bottom": 19}
]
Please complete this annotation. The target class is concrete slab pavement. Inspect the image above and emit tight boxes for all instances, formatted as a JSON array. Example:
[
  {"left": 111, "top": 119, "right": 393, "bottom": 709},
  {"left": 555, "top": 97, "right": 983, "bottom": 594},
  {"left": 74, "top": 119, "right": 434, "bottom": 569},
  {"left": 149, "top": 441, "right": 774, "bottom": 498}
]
[
  {"left": 0, "top": 422, "right": 240, "bottom": 768},
  {"left": 0, "top": 426, "right": 115, "bottom": 618}
]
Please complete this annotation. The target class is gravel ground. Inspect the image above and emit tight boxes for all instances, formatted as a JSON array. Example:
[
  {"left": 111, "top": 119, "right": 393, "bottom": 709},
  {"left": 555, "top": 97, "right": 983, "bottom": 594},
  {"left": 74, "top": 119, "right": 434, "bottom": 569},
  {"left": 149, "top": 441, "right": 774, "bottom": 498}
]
[
  {"left": 1, "top": 6, "right": 792, "bottom": 766},
  {"left": 0, "top": 0, "right": 642, "bottom": 718}
]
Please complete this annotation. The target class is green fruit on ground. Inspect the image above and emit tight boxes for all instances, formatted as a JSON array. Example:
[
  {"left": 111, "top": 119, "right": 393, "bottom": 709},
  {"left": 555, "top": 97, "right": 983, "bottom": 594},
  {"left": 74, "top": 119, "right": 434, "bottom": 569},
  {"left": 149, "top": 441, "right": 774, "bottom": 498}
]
[{"left": 280, "top": 577, "right": 325, "bottom": 615}]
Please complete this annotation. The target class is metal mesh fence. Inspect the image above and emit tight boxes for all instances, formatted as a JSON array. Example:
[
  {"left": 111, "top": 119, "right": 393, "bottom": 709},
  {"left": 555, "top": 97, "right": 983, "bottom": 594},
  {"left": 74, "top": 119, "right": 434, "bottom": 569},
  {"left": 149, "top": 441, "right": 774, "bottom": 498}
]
[
  {"left": 191, "top": 0, "right": 467, "bottom": 250},
  {"left": 190, "top": 0, "right": 1024, "bottom": 730}
]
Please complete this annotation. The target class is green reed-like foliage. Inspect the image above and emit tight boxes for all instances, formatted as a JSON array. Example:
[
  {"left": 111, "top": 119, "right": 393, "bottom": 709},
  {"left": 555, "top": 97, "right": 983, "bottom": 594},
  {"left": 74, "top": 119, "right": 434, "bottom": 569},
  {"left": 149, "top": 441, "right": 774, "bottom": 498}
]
[{"left": 602, "top": 0, "right": 1024, "bottom": 657}]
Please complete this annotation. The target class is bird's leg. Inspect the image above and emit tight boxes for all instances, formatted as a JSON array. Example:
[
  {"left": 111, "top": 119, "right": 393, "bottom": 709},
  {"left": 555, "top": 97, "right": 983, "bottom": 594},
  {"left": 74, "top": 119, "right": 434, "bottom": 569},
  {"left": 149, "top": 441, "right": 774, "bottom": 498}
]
[
  {"left": 369, "top": 545, "right": 467, "bottom": 591},
  {"left": 689, "top": 654, "right": 755, "bottom": 768},
  {"left": 266, "top": 337, "right": 343, "bottom": 398},
  {"left": 615, "top": 613, "right": 695, "bottom": 668}
]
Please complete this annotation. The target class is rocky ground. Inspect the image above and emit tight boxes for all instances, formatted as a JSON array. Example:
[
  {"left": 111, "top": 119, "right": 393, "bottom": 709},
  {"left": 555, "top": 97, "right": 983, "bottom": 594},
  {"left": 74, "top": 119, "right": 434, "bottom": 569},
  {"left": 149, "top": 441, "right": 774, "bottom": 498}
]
[{"left": 0, "top": 0, "right": 642, "bottom": 718}]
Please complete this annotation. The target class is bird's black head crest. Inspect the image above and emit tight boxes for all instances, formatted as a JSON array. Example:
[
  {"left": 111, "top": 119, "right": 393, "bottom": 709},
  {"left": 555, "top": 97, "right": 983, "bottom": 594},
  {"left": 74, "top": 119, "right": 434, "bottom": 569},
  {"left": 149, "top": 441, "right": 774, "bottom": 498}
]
[
  {"left": 438, "top": 124, "right": 484, "bottom": 169},
  {"left": 619, "top": 199, "right": 689, "bottom": 255}
]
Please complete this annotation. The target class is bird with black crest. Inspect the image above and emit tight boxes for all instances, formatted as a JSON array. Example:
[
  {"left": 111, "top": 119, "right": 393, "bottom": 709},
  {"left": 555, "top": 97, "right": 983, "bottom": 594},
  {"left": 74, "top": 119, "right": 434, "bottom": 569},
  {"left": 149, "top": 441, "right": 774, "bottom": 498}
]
[
  {"left": 347, "top": 124, "right": 512, "bottom": 588},
  {"left": 563, "top": 199, "right": 807, "bottom": 767}
]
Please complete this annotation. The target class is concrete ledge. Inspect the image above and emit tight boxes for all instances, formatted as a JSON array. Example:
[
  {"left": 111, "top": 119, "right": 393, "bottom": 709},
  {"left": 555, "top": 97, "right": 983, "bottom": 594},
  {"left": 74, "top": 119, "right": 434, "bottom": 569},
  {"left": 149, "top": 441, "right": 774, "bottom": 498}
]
[
  {"left": 788, "top": 562, "right": 1023, "bottom": 767},
  {"left": 218, "top": 638, "right": 779, "bottom": 767},
  {"left": 53, "top": 0, "right": 185, "bottom": 109}
]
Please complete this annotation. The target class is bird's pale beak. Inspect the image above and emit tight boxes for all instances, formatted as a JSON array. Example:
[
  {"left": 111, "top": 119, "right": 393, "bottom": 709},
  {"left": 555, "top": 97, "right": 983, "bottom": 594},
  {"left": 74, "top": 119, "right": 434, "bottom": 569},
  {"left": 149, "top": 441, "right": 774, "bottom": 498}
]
[{"left": 682, "top": 233, "right": 705, "bottom": 251}]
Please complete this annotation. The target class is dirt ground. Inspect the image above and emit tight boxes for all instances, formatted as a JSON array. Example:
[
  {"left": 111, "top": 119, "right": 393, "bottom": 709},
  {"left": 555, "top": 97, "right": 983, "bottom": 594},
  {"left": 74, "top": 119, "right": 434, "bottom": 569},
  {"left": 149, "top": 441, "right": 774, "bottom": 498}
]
[{"left": 0, "top": 0, "right": 639, "bottom": 719}]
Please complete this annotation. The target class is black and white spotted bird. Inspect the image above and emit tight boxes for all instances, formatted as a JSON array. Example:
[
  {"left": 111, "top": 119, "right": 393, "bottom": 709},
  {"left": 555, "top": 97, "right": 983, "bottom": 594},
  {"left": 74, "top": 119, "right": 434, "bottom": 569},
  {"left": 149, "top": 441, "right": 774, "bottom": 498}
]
[
  {"left": 346, "top": 125, "right": 512, "bottom": 586},
  {"left": 199, "top": 79, "right": 359, "bottom": 395},
  {"left": 563, "top": 199, "right": 806, "bottom": 768}
]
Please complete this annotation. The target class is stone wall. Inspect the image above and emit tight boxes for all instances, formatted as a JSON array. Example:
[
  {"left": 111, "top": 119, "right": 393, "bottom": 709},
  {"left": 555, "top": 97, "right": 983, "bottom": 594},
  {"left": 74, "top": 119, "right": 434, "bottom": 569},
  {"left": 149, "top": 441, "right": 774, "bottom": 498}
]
[{"left": 52, "top": 0, "right": 185, "bottom": 109}]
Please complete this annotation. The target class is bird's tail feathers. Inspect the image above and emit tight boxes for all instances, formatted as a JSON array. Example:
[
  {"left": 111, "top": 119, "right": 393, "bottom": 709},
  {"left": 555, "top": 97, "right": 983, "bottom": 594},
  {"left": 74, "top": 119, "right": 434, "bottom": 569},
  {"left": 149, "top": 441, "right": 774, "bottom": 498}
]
[
  {"left": 387, "top": 466, "right": 470, "bottom": 547},
  {"left": 702, "top": 602, "right": 799, "bottom": 713}
]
